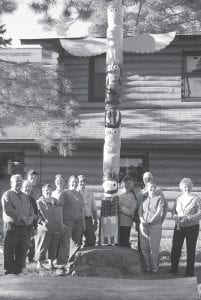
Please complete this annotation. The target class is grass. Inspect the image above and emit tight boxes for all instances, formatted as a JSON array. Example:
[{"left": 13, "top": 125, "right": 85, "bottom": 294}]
[{"left": 0, "top": 239, "right": 201, "bottom": 298}]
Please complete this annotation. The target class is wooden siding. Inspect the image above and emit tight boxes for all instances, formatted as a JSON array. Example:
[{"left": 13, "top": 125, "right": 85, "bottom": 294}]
[{"left": 58, "top": 37, "right": 201, "bottom": 108}]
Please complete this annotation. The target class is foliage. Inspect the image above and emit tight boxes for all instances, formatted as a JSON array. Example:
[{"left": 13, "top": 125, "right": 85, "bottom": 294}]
[
  {"left": 0, "top": 24, "right": 11, "bottom": 46},
  {"left": 0, "top": 59, "right": 79, "bottom": 156},
  {"left": 30, "top": 0, "right": 201, "bottom": 36},
  {"left": 0, "top": 0, "right": 18, "bottom": 46}
]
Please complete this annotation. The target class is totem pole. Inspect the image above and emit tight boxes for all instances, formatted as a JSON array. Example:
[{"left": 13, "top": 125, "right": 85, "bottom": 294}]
[{"left": 99, "top": 0, "right": 123, "bottom": 245}]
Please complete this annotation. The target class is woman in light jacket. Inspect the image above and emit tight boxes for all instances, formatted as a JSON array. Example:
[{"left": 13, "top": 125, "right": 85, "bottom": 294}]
[{"left": 171, "top": 178, "right": 201, "bottom": 277}]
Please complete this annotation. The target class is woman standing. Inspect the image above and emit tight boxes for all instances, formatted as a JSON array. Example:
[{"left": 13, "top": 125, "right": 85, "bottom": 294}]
[
  {"left": 119, "top": 175, "right": 138, "bottom": 247},
  {"left": 171, "top": 178, "right": 201, "bottom": 277},
  {"left": 56, "top": 175, "right": 85, "bottom": 273},
  {"left": 139, "top": 182, "right": 165, "bottom": 273}
]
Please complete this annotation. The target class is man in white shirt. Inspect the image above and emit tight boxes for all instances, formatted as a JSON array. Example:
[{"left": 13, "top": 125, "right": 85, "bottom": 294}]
[{"left": 77, "top": 175, "right": 98, "bottom": 247}]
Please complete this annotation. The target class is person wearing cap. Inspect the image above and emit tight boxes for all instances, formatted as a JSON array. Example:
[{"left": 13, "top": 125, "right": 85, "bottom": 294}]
[
  {"left": 77, "top": 175, "right": 98, "bottom": 247},
  {"left": 27, "top": 170, "right": 42, "bottom": 201},
  {"left": 1, "top": 174, "right": 35, "bottom": 275}
]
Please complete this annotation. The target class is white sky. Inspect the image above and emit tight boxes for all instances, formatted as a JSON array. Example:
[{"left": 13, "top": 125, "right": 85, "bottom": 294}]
[{"left": 1, "top": 0, "right": 92, "bottom": 46}]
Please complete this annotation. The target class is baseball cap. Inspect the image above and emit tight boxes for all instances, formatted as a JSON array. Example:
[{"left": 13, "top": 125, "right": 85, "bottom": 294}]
[
  {"left": 77, "top": 175, "right": 86, "bottom": 181},
  {"left": 27, "top": 169, "right": 38, "bottom": 177}
]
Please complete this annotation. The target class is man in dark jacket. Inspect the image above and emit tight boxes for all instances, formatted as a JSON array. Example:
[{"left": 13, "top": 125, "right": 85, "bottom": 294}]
[{"left": 1, "top": 174, "right": 35, "bottom": 275}]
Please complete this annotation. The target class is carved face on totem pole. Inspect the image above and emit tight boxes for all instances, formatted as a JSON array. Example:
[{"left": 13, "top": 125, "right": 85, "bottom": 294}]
[
  {"left": 108, "top": 5, "right": 121, "bottom": 26},
  {"left": 105, "top": 107, "right": 121, "bottom": 128},
  {"left": 106, "top": 64, "right": 120, "bottom": 92},
  {"left": 102, "top": 177, "right": 118, "bottom": 194},
  {"left": 105, "top": 128, "right": 120, "bottom": 153}
]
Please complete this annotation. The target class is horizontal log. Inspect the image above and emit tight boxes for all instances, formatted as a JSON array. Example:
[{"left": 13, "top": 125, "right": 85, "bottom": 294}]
[
  {"left": 150, "top": 158, "right": 201, "bottom": 167},
  {"left": 124, "top": 62, "right": 181, "bottom": 70},
  {"left": 123, "top": 54, "right": 182, "bottom": 62},
  {"left": 65, "top": 76, "right": 89, "bottom": 83},
  {"left": 122, "top": 93, "right": 180, "bottom": 100},
  {"left": 122, "top": 87, "right": 180, "bottom": 93},
  {"left": 41, "top": 157, "right": 102, "bottom": 167},
  {"left": 41, "top": 165, "right": 102, "bottom": 174},
  {"left": 72, "top": 89, "right": 88, "bottom": 95},
  {"left": 62, "top": 57, "right": 89, "bottom": 64},
  {"left": 122, "top": 75, "right": 181, "bottom": 81},
  {"left": 63, "top": 64, "right": 89, "bottom": 70},
  {"left": 123, "top": 69, "right": 181, "bottom": 76},
  {"left": 122, "top": 81, "right": 181, "bottom": 87},
  {"left": 63, "top": 69, "right": 88, "bottom": 76},
  {"left": 73, "top": 95, "right": 88, "bottom": 101}
]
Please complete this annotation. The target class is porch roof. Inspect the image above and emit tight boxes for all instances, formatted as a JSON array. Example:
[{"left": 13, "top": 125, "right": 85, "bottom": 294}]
[{"left": 1, "top": 108, "right": 201, "bottom": 144}]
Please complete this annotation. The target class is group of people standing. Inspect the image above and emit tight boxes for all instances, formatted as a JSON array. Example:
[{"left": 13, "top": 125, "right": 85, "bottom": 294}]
[
  {"left": 1, "top": 169, "right": 201, "bottom": 277},
  {"left": 118, "top": 172, "right": 201, "bottom": 277},
  {"left": 1, "top": 171, "right": 97, "bottom": 275}
]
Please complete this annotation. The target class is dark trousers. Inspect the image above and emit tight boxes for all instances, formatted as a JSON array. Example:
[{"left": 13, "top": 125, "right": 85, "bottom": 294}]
[
  {"left": 119, "top": 226, "right": 131, "bottom": 247},
  {"left": 3, "top": 222, "right": 30, "bottom": 274},
  {"left": 27, "top": 236, "right": 35, "bottom": 262},
  {"left": 171, "top": 224, "right": 199, "bottom": 276},
  {"left": 83, "top": 217, "right": 96, "bottom": 247}
]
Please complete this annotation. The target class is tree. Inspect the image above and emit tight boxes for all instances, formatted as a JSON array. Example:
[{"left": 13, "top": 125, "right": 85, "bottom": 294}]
[
  {"left": 0, "top": 1, "right": 79, "bottom": 157},
  {"left": 0, "top": 57, "right": 78, "bottom": 156},
  {"left": 30, "top": 0, "right": 201, "bottom": 36},
  {"left": 0, "top": 0, "right": 18, "bottom": 46}
]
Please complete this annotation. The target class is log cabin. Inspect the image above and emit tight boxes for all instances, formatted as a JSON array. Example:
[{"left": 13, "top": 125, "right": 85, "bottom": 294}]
[{"left": 1, "top": 33, "right": 201, "bottom": 242}]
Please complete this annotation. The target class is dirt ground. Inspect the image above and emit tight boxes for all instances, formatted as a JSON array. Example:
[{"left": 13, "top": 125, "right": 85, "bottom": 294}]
[{"left": 0, "top": 241, "right": 200, "bottom": 300}]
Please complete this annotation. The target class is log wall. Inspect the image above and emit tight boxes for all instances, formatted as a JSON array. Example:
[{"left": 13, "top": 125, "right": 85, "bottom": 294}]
[{"left": 59, "top": 37, "right": 201, "bottom": 107}]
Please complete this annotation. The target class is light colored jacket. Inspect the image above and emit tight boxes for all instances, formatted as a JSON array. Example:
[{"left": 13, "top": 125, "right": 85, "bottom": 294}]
[{"left": 172, "top": 194, "right": 201, "bottom": 227}]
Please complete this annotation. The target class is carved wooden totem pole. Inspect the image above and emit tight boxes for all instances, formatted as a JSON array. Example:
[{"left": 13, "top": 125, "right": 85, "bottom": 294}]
[{"left": 99, "top": 0, "right": 123, "bottom": 245}]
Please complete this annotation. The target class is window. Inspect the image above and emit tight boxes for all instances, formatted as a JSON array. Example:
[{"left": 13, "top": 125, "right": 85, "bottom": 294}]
[
  {"left": 89, "top": 56, "right": 106, "bottom": 101},
  {"left": 182, "top": 52, "right": 201, "bottom": 101},
  {"left": 0, "top": 154, "right": 23, "bottom": 180},
  {"left": 119, "top": 155, "right": 148, "bottom": 188}
]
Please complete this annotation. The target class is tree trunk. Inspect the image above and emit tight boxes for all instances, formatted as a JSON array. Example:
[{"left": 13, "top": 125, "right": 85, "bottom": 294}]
[{"left": 99, "top": 0, "right": 123, "bottom": 245}]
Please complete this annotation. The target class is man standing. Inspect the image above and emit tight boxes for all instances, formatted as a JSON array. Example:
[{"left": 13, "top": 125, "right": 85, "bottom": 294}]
[
  {"left": 1, "top": 174, "right": 35, "bottom": 275},
  {"left": 26, "top": 169, "right": 41, "bottom": 263},
  {"left": 27, "top": 170, "right": 42, "bottom": 201},
  {"left": 77, "top": 175, "right": 98, "bottom": 247}
]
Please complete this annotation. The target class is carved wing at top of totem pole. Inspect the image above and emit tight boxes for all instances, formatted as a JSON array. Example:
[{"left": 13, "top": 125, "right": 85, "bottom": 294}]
[{"left": 59, "top": 32, "right": 176, "bottom": 57}]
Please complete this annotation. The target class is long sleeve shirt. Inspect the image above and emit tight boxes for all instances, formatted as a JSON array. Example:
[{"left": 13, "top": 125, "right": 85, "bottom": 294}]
[
  {"left": 1, "top": 190, "right": 35, "bottom": 226},
  {"left": 78, "top": 189, "right": 97, "bottom": 218},
  {"left": 37, "top": 196, "right": 64, "bottom": 233},
  {"left": 139, "top": 195, "right": 165, "bottom": 225},
  {"left": 172, "top": 194, "right": 201, "bottom": 227},
  {"left": 59, "top": 189, "right": 84, "bottom": 224},
  {"left": 140, "top": 187, "right": 168, "bottom": 222},
  {"left": 119, "top": 192, "right": 138, "bottom": 227}
]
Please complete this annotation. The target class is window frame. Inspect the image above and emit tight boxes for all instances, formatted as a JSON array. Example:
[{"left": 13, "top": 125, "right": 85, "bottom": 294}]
[
  {"left": 182, "top": 50, "right": 201, "bottom": 102},
  {"left": 88, "top": 55, "right": 106, "bottom": 102},
  {"left": 119, "top": 153, "right": 149, "bottom": 188}
]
